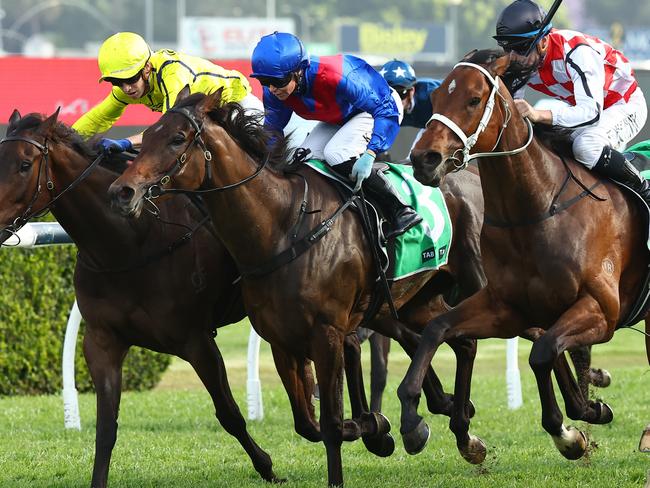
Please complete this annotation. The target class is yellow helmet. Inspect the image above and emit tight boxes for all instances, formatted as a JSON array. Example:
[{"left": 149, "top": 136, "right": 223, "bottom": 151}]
[{"left": 97, "top": 32, "right": 151, "bottom": 82}]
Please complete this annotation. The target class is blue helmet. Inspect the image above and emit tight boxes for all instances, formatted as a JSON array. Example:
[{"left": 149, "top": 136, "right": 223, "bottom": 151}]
[
  {"left": 380, "top": 60, "right": 416, "bottom": 89},
  {"left": 251, "top": 32, "right": 310, "bottom": 79}
]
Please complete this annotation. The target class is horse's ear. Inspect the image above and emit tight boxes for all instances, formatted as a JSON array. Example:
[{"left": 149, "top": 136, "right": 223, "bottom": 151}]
[
  {"left": 174, "top": 85, "right": 192, "bottom": 106},
  {"left": 7, "top": 109, "right": 21, "bottom": 135},
  {"left": 488, "top": 52, "right": 512, "bottom": 78},
  {"left": 196, "top": 87, "right": 224, "bottom": 116},
  {"left": 39, "top": 107, "right": 61, "bottom": 136},
  {"left": 461, "top": 49, "right": 478, "bottom": 61}
]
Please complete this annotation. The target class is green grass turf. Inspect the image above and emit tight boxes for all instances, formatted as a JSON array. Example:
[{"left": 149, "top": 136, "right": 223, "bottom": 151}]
[{"left": 1, "top": 319, "right": 648, "bottom": 487}]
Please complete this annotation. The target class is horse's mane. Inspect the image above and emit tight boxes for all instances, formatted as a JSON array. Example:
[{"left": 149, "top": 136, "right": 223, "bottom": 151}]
[
  {"left": 9, "top": 113, "right": 98, "bottom": 161},
  {"left": 174, "top": 93, "right": 292, "bottom": 171}
]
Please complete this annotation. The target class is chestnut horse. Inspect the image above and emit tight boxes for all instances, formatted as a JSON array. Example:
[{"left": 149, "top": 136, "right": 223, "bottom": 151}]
[
  {"left": 401, "top": 49, "right": 649, "bottom": 463},
  {"left": 106, "top": 90, "right": 490, "bottom": 486}
]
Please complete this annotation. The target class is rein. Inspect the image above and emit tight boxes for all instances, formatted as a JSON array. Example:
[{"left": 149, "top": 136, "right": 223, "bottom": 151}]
[
  {"left": 0, "top": 135, "right": 105, "bottom": 240},
  {"left": 145, "top": 106, "right": 269, "bottom": 199}
]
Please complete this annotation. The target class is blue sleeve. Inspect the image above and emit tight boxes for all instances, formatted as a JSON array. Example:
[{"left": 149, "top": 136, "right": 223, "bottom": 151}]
[
  {"left": 340, "top": 66, "right": 400, "bottom": 155},
  {"left": 262, "top": 87, "right": 293, "bottom": 135}
]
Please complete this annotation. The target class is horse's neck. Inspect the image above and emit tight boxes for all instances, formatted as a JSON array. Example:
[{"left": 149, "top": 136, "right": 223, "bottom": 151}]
[
  {"left": 48, "top": 149, "right": 151, "bottom": 263},
  {"left": 478, "top": 118, "right": 564, "bottom": 223},
  {"left": 203, "top": 130, "right": 297, "bottom": 269}
]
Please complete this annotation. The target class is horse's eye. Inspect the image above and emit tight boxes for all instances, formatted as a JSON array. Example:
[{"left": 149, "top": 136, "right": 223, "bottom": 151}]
[
  {"left": 171, "top": 134, "right": 186, "bottom": 145},
  {"left": 19, "top": 160, "right": 32, "bottom": 173},
  {"left": 469, "top": 97, "right": 482, "bottom": 107}
]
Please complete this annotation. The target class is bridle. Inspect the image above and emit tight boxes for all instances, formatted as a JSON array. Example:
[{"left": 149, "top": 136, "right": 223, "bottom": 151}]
[
  {"left": 145, "top": 106, "right": 269, "bottom": 199},
  {"left": 0, "top": 134, "right": 103, "bottom": 240},
  {"left": 426, "top": 61, "right": 534, "bottom": 170}
]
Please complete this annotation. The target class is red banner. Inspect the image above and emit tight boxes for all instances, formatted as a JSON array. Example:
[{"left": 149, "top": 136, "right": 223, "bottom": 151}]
[{"left": 0, "top": 57, "right": 262, "bottom": 127}]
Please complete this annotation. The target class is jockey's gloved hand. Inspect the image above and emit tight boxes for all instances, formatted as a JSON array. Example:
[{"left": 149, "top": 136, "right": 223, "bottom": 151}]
[
  {"left": 352, "top": 151, "right": 375, "bottom": 191},
  {"left": 99, "top": 138, "right": 133, "bottom": 155}
]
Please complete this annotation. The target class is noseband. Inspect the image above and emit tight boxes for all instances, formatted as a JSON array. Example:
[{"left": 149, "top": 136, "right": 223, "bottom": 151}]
[
  {"left": 147, "top": 106, "right": 269, "bottom": 198},
  {"left": 426, "top": 61, "right": 534, "bottom": 170}
]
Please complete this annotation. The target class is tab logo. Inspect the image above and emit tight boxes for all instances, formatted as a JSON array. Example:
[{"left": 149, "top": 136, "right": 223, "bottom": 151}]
[{"left": 422, "top": 247, "right": 436, "bottom": 262}]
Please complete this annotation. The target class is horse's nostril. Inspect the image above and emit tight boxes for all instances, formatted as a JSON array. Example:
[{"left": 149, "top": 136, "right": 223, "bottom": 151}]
[{"left": 118, "top": 186, "right": 135, "bottom": 203}]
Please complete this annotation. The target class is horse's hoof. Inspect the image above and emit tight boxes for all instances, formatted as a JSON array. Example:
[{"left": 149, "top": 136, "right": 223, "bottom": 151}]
[
  {"left": 592, "top": 402, "right": 614, "bottom": 424},
  {"left": 467, "top": 399, "right": 476, "bottom": 419},
  {"left": 402, "top": 419, "right": 430, "bottom": 455},
  {"left": 342, "top": 419, "right": 362, "bottom": 441},
  {"left": 359, "top": 411, "right": 392, "bottom": 437},
  {"left": 553, "top": 425, "right": 587, "bottom": 460},
  {"left": 639, "top": 424, "right": 650, "bottom": 452},
  {"left": 363, "top": 432, "right": 396, "bottom": 458},
  {"left": 589, "top": 368, "right": 612, "bottom": 388},
  {"left": 459, "top": 434, "right": 487, "bottom": 464}
]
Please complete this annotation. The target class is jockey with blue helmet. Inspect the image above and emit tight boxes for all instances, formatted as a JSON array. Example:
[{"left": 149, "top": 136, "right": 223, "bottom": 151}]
[
  {"left": 250, "top": 32, "right": 421, "bottom": 239},
  {"left": 380, "top": 59, "right": 442, "bottom": 157},
  {"left": 494, "top": 0, "right": 650, "bottom": 206}
]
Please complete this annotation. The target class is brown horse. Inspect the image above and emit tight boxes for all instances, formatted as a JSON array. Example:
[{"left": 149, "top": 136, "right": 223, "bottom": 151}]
[
  {"left": 106, "top": 89, "right": 490, "bottom": 486},
  {"left": 0, "top": 110, "right": 284, "bottom": 487},
  {"left": 401, "top": 48, "right": 649, "bottom": 463}
]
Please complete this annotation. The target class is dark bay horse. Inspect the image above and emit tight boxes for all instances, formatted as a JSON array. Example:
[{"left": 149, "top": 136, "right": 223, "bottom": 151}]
[
  {"left": 107, "top": 90, "right": 489, "bottom": 486},
  {"left": 0, "top": 110, "right": 283, "bottom": 487},
  {"left": 402, "top": 49, "right": 649, "bottom": 463}
]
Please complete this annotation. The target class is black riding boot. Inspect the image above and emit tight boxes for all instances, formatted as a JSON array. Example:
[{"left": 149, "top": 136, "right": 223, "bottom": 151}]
[
  {"left": 592, "top": 146, "right": 650, "bottom": 207},
  {"left": 363, "top": 169, "right": 422, "bottom": 239}
]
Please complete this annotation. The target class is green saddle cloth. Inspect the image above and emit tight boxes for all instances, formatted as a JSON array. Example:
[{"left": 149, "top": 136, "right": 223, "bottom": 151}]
[
  {"left": 627, "top": 140, "right": 650, "bottom": 180},
  {"left": 305, "top": 160, "right": 453, "bottom": 280}
]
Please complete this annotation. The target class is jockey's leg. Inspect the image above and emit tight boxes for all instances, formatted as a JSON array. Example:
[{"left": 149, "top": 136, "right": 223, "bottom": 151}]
[{"left": 573, "top": 89, "right": 650, "bottom": 205}]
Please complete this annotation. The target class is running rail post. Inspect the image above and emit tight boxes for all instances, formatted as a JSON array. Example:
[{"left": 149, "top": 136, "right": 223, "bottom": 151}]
[
  {"left": 62, "top": 300, "right": 82, "bottom": 430},
  {"left": 506, "top": 337, "right": 523, "bottom": 409},
  {"left": 3, "top": 223, "right": 81, "bottom": 429},
  {"left": 246, "top": 326, "right": 264, "bottom": 420}
]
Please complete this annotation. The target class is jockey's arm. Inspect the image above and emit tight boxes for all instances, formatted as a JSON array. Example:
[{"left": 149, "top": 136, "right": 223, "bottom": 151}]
[
  {"left": 343, "top": 67, "right": 400, "bottom": 155},
  {"left": 262, "top": 88, "right": 293, "bottom": 136},
  {"left": 72, "top": 90, "right": 127, "bottom": 138},
  {"left": 550, "top": 46, "right": 605, "bottom": 128}
]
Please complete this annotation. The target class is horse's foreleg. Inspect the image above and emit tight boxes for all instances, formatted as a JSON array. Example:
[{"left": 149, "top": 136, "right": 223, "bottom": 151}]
[
  {"left": 185, "top": 336, "right": 281, "bottom": 482},
  {"left": 342, "top": 334, "right": 394, "bottom": 457},
  {"left": 568, "top": 345, "right": 611, "bottom": 391},
  {"left": 311, "top": 325, "right": 346, "bottom": 487},
  {"left": 398, "top": 289, "right": 523, "bottom": 460},
  {"left": 528, "top": 295, "right": 613, "bottom": 461},
  {"left": 553, "top": 350, "right": 613, "bottom": 425},
  {"left": 270, "top": 344, "right": 321, "bottom": 442},
  {"left": 368, "top": 332, "right": 390, "bottom": 412},
  {"left": 83, "top": 327, "right": 128, "bottom": 488},
  {"left": 446, "top": 337, "right": 481, "bottom": 463},
  {"left": 368, "top": 316, "right": 459, "bottom": 417}
]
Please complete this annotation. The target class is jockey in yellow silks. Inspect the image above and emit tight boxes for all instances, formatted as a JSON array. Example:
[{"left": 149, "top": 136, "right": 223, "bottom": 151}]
[{"left": 73, "top": 32, "right": 263, "bottom": 153}]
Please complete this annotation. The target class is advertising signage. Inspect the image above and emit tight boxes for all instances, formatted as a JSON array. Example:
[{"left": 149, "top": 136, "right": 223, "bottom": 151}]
[{"left": 340, "top": 22, "right": 451, "bottom": 62}]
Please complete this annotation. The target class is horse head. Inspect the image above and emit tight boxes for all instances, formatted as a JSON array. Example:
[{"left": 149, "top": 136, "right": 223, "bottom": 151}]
[
  {"left": 410, "top": 49, "right": 517, "bottom": 186},
  {"left": 108, "top": 86, "right": 226, "bottom": 218},
  {"left": 0, "top": 108, "right": 64, "bottom": 243}
]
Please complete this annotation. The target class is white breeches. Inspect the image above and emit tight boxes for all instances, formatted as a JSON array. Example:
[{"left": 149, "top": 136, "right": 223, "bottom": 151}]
[{"left": 571, "top": 89, "right": 647, "bottom": 168}]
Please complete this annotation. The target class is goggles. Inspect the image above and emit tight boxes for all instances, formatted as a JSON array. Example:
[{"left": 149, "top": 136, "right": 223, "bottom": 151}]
[
  {"left": 256, "top": 74, "right": 293, "bottom": 89},
  {"left": 106, "top": 70, "right": 143, "bottom": 87}
]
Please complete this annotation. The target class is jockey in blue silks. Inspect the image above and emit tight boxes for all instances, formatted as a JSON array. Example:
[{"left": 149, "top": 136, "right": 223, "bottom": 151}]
[
  {"left": 250, "top": 31, "right": 421, "bottom": 239},
  {"left": 380, "top": 59, "right": 442, "bottom": 157}
]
